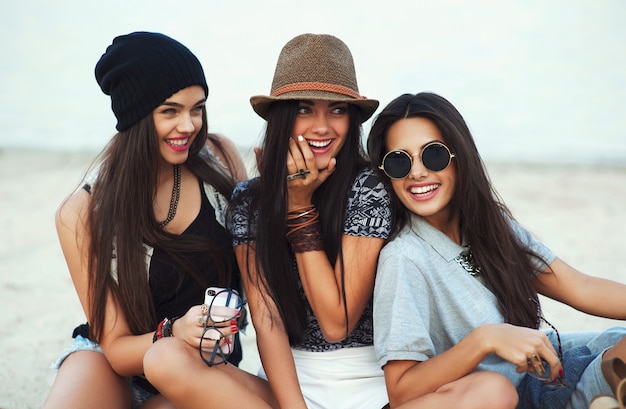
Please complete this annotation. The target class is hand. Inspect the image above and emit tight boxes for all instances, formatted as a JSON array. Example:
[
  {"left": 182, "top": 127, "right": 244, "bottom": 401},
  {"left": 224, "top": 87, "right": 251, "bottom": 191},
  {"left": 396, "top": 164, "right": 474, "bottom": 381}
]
[
  {"left": 174, "top": 305, "right": 239, "bottom": 349},
  {"left": 197, "top": 304, "right": 239, "bottom": 367},
  {"left": 286, "top": 135, "right": 336, "bottom": 209},
  {"left": 479, "top": 323, "right": 563, "bottom": 381},
  {"left": 169, "top": 305, "right": 209, "bottom": 348}
]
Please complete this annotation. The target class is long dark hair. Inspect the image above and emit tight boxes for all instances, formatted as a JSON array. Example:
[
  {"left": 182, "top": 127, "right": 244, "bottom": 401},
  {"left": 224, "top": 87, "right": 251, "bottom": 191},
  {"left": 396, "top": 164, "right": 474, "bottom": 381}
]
[
  {"left": 367, "top": 92, "right": 542, "bottom": 328},
  {"left": 86, "top": 107, "right": 237, "bottom": 342},
  {"left": 234, "top": 100, "right": 368, "bottom": 345}
]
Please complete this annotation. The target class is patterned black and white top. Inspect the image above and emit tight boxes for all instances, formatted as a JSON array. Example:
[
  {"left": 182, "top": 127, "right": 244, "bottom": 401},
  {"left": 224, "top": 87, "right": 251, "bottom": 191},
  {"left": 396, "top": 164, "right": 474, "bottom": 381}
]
[{"left": 228, "top": 167, "right": 392, "bottom": 351}]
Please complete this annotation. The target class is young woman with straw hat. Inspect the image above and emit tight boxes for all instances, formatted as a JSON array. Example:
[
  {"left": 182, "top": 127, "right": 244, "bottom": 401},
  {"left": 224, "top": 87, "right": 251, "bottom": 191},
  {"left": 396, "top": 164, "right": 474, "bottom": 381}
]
[{"left": 223, "top": 33, "right": 391, "bottom": 409}]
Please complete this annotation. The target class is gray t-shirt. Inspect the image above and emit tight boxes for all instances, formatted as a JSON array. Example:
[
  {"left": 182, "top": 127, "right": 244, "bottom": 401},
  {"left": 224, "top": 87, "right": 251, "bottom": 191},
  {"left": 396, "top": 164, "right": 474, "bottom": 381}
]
[{"left": 373, "top": 214, "right": 555, "bottom": 386}]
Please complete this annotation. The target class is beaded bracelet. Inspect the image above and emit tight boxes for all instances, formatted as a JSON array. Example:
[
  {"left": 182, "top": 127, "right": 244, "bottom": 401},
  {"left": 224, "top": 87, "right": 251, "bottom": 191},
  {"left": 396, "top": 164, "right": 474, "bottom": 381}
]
[
  {"left": 152, "top": 320, "right": 165, "bottom": 342},
  {"left": 152, "top": 317, "right": 179, "bottom": 342}
]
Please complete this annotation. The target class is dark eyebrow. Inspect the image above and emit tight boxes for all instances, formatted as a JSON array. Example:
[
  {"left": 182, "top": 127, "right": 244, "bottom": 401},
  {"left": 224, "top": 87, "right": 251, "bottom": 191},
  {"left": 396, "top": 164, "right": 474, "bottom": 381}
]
[
  {"left": 160, "top": 98, "right": 207, "bottom": 108},
  {"left": 328, "top": 101, "right": 348, "bottom": 107},
  {"left": 299, "top": 100, "right": 348, "bottom": 107}
]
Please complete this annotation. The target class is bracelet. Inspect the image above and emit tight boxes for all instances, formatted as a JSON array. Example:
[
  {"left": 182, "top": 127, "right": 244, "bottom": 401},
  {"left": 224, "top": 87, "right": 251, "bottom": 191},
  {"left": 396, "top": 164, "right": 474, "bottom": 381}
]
[
  {"left": 286, "top": 205, "right": 319, "bottom": 234},
  {"left": 152, "top": 317, "right": 180, "bottom": 342},
  {"left": 288, "top": 223, "right": 324, "bottom": 252},
  {"left": 288, "top": 205, "right": 317, "bottom": 219},
  {"left": 287, "top": 204, "right": 316, "bottom": 218},
  {"left": 286, "top": 205, "right": 324, "bottom": 252},
  {"left": 162, "top": 317, "right": 179, "bottom": 337},
  {"left": 153, "top": 319, "right": 165, "bottom": 343}
]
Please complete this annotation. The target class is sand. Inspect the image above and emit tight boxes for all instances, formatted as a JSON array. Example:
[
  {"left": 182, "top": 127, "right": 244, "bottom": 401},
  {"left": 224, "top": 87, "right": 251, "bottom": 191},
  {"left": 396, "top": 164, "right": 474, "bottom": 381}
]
[{"left": 1, "top": 148, "right": 624, "bottom": 409}]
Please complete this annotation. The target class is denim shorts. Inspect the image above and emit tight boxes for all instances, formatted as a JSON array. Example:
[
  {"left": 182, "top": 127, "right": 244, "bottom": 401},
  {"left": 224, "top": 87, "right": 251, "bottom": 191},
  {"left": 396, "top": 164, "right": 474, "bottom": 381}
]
[
  {"left": 50, "top": 335, "right": 103, "bottom": 369},
  {"left": 517, "top": 326, "right": 626, "bottom": 409},
  {"left": 52, "top": 335, "right": 157, "bottom": 408}
]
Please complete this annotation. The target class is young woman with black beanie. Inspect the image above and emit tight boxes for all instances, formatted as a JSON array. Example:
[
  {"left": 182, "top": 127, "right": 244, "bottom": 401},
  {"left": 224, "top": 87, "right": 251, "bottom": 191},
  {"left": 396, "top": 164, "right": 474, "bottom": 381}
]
[{"left": 44, "top": 31, "right": 276, "bottom": 408}]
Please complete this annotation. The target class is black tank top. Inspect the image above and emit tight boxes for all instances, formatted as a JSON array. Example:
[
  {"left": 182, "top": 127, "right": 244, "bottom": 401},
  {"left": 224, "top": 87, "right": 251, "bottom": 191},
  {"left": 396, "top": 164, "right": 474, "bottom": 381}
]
[
  {"left": 147, "top": 181, "right": 243, "bottom": 365},
  {"left": 79, "top": 180, "right": 243, "bottom": 366},
  {"left": 148, "top": 181, "right": 239, "bottom": 319}
]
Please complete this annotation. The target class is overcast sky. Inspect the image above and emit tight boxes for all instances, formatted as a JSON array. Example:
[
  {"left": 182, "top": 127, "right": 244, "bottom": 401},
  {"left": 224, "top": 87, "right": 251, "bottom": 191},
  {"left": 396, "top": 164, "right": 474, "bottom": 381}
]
[{"left": 1, "top": 0, "right": 625, "bottom": 164}]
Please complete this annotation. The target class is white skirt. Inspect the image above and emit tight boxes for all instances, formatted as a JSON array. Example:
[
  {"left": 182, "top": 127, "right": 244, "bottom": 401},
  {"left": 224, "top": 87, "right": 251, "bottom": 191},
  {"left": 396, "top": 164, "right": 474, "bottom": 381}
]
[{"left": 259, "top": 346, "right": 388, "bottom": 409}]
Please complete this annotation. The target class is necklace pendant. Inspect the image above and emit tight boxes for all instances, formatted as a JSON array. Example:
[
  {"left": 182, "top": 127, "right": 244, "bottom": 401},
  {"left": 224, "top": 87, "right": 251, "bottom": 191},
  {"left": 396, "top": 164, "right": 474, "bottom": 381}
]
[{"left": 455, "top": 246, "right": 482, "bottom": 276}]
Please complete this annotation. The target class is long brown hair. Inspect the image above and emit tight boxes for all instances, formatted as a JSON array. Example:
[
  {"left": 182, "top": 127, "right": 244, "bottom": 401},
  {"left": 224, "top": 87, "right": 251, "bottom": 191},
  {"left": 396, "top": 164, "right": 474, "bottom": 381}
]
[
  {"left": 367, "top": 92, "right": 544, "bottom": 328},
  {"left": 230, "top": 101, "right": 368, "bottom": 345},
  {"left": 85, "top": 109, "right": 237, "bottom": 342}
]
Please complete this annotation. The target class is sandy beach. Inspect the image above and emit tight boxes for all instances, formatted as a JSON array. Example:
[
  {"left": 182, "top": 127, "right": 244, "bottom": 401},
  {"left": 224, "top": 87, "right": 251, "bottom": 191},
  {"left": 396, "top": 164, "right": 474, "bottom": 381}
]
[{"left": 1, "top": 148, "right": 625, "bottom": 409}]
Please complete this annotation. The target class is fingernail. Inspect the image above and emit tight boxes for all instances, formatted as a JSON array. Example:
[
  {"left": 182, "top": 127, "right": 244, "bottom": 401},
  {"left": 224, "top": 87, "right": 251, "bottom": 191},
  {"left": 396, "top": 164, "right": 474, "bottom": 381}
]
[
  {"left": 230, "top": 319, "right": 238, "bottom": 326},
  {"left": 559, "top": 368, "right": 564, "bottom": 377},
  {"left": 231, "top": 325, "right": 238, "bottom": 333},
  {"left": 298, "top": 135, "right": 304, "bottom": 142}
]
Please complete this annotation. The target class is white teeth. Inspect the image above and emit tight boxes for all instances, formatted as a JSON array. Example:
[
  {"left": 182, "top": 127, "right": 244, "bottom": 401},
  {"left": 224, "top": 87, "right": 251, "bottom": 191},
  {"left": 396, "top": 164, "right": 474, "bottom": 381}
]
[
  {"left": 307, "top": 139, "right": 331, "bottom": 148},
  {"left": 167, "top": 138, "right": 188, "bottom": 147},
  {"left": 409, "top": 184, "right": 438, "bottom": 195}
]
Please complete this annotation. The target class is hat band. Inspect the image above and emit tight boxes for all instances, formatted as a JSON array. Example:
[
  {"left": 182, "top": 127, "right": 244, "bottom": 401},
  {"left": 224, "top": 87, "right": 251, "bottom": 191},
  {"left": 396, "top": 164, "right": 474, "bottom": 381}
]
[{"left": 271, "top": 82, "right": 363, "bottom": 99}]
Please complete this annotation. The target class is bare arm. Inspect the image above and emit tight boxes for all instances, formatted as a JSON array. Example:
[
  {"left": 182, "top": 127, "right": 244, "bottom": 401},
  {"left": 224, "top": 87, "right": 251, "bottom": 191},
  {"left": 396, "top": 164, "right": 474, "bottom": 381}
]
[
  {"left": 383, "top": 328, "right": 486, "bottom": 407},
  {"left": 534, "top": 257, "right": 626, "bottom": 320},
  {"left": 55, "top": 189, "right": 92, "bottom": 319},
  {"left": 56, "top": 190, "right": 152, "bottom": 376},
  {"left": 286, "top": 135, "right": 384, "bottom": 342},
  {"left": 295, "top": 235, "right": 384, "bottom": 342},
  {"left": 235, "top": 245, "right": 307, "bottom": 409},
  {"left": 384, "top": 324, "right": 559, "bottom": 407},
  {"left": 207, "top": 133, "right": 248, "bottom": 182}
]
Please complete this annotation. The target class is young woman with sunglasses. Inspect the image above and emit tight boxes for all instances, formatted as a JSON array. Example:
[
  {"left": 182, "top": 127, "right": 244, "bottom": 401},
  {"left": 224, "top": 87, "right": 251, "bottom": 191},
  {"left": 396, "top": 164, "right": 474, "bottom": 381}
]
[
  {"left": 367, "top": 92, "right": 626, "bottom": 409},
  {"left": 44, "top": 32, "right": 277, "bottom": 409},
  {"left": 225, "top": 33, "right": 392, "bottom": 409}
]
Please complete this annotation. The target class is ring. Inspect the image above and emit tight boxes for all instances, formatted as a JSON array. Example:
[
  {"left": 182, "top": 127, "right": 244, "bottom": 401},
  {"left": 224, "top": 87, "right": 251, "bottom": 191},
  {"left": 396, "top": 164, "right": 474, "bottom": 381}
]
[
  {"left": 286, "top": 168, "right": 311, "bottom": 181},
  {"left": 200, "top": 304, "right": 209, "bottom": 315},
  {"left": 535, "top": 363, "right": 546, "bottom": 376},
  {"left": 528, "top": 355, "right": 546, "bottom": 376}
]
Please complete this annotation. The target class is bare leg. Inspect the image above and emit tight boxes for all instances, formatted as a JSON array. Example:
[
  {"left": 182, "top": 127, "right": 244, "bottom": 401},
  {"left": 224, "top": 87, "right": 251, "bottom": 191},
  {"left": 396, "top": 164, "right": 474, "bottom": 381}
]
[
  {"left": 144, "top": 337, "right": 277, "bottom": 409},
  {"left": 394, "top": 372, "right": 518, "bottom": 409},
  {"left": 43, "top": 350, "right": 131, "bottom": 409}
]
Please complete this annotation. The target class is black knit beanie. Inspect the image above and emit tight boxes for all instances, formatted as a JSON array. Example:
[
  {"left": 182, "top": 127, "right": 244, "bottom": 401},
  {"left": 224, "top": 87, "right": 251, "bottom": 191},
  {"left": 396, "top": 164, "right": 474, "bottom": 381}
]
[{"left": 95, "top": 31, "right": 208, "bottom": 131}]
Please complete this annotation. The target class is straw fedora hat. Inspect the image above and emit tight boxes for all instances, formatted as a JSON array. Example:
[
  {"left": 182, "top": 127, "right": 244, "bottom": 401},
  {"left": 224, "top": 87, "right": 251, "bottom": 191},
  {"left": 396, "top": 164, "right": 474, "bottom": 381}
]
[{"left": 250, "top": 33, "right": 379, "bottom": 123}]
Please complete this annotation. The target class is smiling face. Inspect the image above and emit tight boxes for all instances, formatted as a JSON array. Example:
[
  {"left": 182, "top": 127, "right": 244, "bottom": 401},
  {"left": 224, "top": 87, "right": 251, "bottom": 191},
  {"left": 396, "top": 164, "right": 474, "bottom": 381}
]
[
  {"left": 153, "top": 85, "right": 206, "bottom": 166},
  {"left": 385, "top": 117, "right": 456, "bottom": 230},
  {"left": 292, "top": 100, "right": 350, "bottom": 170}
]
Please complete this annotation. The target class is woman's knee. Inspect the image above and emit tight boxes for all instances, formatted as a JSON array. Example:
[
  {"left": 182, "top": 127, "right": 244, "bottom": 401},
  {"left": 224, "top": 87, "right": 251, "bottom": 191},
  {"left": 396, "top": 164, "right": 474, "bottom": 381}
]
[
  {"left": 443, "top": 372, "right": 517, "bottom": 409},
  {"left": 44, "top": 350, "right": 131, "bottom": 409},
  {"left": 144, "top": 338, "right": 191, "bottom": 386},
  {"left": 61, "top": 350, "right": 124, "bottom": 385},
  {"left": 469, "top": 372, "right": 518, "bottom": 409}
]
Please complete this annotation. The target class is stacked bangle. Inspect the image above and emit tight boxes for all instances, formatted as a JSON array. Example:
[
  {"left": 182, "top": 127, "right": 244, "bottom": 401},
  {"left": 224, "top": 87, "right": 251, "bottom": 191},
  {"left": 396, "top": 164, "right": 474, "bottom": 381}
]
[
  {"left": 286, "top": 205, "right": 324, "bottom": 253},
  {"left": 152, "top": 317, "right": 179, "bottom": 342}
]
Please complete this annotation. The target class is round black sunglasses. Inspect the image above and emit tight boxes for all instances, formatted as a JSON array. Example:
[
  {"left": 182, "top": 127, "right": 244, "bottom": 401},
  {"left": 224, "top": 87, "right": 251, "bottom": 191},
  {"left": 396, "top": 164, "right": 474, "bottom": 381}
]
[{"left": 379, "top": 142, "right": 455, "bottom": 179}]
